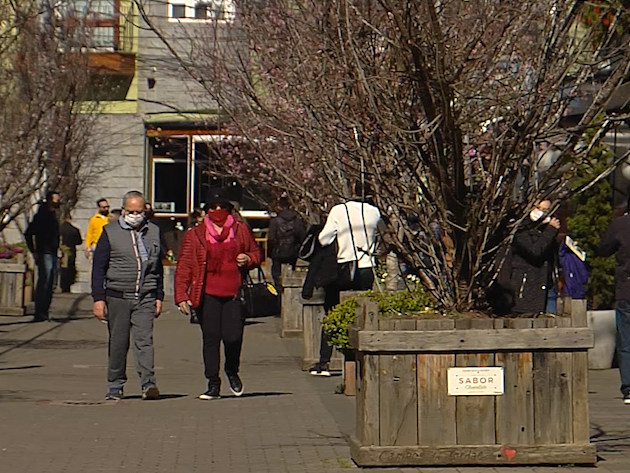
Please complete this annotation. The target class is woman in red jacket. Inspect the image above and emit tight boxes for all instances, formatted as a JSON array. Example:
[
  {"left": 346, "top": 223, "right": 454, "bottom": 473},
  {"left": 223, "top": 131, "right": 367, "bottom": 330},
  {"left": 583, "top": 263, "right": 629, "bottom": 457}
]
[{"left": 174, "top": 188, "right": 261, "bottom": 400}]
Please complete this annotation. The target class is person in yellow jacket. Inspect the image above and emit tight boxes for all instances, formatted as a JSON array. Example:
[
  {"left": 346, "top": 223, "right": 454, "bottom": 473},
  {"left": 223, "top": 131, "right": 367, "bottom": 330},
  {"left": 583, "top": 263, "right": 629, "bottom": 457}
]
[{"left": 85, "top": 198, "right": 111, "bottom": 259}]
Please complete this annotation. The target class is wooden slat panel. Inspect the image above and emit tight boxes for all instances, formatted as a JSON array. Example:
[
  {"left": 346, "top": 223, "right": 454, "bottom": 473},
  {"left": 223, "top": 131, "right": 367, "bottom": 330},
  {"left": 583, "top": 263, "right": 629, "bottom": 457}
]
[
  {"left": 7, "top": 271, "right": 15, "bottom": 306},
  {"left": 0, "top": 306, "right": 26, "bottom": 316},
  {"left": 496, "top": 317, "right": 534, "bottom": 445},
  {"left": 534, "top": 317, "right": 573, "bottom": 445},
  {"left": 302, "top": 305, "right": 316, "bottom": 368},
  {"left": 351, "top": 327, "right": 594, "bottom": 351},
  {"left": 532, "top": 318, "right": 550, "bottom": 328},
  {"left": 379, "top": 319, "right": 418, "bottom": 446},
  {"left": 417, "top": 319, "right": 456, "bottom": 446},
  {"left": 14, "top": 271, "right": 23, "bottom": 308},
  {"left": 349, "top": 436, "right": 597, "bottom": 467},
  {"left": 378, "top": 316, "right": 396, "bottom": 436},
  {"left": 0, "top": 272, "right": 6, "bottom": 306},
  {"left": 506, "top": 318, "right": 533, "bottom": 329},
  {"left": 281, "top": 286, "right": 303, "bottom": 337},
  {"left": 570, "top": 298, "right": 590, "bottom": 443},
  {"left": 360, "top": 353, "right": 380, "bottom": 445},
  {"left": 571, "top": 299, "right": 588, "bottom": 328},
  {"left": 357, "top": 299, "right": 380, "bottom": 446},
  {"left": 378, "top": 317, "right": 395, "bottom": 331},
  {"left": 0, "top": 263, "right": 27, "bottom": 273},
  {"left": 456, "top": 319, "right": 496, "bottom": 446}
]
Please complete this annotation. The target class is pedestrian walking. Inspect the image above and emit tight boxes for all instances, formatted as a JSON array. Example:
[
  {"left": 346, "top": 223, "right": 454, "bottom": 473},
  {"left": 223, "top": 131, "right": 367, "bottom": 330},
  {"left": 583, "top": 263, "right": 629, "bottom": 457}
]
[
  {"left": 59, "top": 214, "right": 82, "bottom": 293},
  {"left": 597, "top": 203, "right": 630, "bottom": 404},
  {"left": 85, "top": 198, "right": 111, "bottom": 260},
  {"left": 91, "top": 190, "right": 164, "bottom": 401},
  {"left": 25, "top": 190, "right": 61, "bottom": 322},
  {"left": 174, "top": 188, "right": 261, "bottom": 400},
  {"left": 309, "top": 182, "right": 381, "bottom": 376},
  {"left": 510, "top": 199, "right": 560, "bottom": 315},
  {"left": 268, "top": 197, "right": 306, "bottom": 299}
]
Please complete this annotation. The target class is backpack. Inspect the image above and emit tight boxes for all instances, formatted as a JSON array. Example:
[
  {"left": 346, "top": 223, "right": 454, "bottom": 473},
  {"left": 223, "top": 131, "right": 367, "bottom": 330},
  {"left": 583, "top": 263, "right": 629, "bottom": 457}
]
[
  {"left": 274, "top": 217, "right": 299, "bottom": 263},
  {"left": 298, "top": 228, "right": 319, "bottom": 262}
]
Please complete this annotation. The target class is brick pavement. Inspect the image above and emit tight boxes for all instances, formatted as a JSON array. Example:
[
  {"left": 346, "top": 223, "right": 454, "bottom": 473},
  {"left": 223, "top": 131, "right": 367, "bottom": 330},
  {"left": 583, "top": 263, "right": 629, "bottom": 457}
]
[{"left": 0, "top": 294, "right": 628, "bottom": 472}]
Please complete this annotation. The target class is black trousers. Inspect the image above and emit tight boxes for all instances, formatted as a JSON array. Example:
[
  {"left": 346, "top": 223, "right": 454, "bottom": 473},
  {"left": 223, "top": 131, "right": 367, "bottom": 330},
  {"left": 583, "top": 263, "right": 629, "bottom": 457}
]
[
  {"left": 319, "top": 267, "right": 374, "bottom": 364},
  {"left": 200, "top": 294, "right": 244, "bottom": 386},
  {"left": 59, "top": 253, "right": 76, "bottom": 293}
]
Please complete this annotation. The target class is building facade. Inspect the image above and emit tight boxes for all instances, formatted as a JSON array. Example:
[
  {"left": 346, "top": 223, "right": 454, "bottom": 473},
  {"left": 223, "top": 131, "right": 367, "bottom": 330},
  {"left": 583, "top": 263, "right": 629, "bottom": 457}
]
[{"left": 64, "top": 0, "right": 267, "bottom": 292}]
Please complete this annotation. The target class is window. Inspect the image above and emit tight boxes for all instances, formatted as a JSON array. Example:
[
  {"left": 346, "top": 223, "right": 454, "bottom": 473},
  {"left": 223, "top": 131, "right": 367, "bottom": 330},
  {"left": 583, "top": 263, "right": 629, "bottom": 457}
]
[
  {"left": 147, "top": 134, "right": 266, "bottom": 216},
  {"left": 167, "top": 0, "right": 236, "bottom": 21},
  {"left": 171, "top": 4, "right": 186, "bottom": 18}
]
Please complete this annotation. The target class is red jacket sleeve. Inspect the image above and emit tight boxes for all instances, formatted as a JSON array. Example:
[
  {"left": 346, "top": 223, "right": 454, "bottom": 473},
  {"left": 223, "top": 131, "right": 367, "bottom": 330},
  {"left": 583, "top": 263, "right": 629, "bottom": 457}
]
[{"left": 174, "top": 230, "right": 196, "bottom": 305}]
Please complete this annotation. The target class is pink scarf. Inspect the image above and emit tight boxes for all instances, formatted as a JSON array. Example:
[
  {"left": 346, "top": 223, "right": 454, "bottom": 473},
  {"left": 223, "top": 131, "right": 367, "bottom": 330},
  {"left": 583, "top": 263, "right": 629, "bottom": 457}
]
[{"left": 204, "top": 214, "right": 236, "bottom": 245}]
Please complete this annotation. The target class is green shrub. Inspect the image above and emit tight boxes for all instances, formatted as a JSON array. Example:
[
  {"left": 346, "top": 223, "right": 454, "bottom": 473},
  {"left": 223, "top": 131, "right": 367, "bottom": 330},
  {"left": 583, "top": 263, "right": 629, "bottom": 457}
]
[{"left": 322, "top": 286, "right": 433, "bottom": 349}]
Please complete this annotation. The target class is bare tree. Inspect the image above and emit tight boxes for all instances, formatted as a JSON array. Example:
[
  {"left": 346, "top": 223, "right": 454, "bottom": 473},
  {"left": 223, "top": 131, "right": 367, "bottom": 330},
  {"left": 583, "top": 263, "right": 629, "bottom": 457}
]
[
  {"left": 139, "top": 0, "right": 630, "bottom": 311},
  {"left": 0, "top": 1, "right": 103, "bottom": 231}
]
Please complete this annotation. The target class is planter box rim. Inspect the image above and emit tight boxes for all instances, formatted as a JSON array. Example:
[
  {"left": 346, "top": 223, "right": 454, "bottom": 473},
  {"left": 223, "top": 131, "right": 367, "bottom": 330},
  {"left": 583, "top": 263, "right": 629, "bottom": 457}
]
[{"left": 349, "top": 327, "right": 594, "bottom": 352}]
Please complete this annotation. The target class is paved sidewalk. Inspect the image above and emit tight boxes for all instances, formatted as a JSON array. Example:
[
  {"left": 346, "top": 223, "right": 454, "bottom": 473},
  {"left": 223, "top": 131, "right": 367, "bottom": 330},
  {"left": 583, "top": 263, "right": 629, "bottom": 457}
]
[{"left": 0, "top": 294, "right": 628, "bottom": 472}]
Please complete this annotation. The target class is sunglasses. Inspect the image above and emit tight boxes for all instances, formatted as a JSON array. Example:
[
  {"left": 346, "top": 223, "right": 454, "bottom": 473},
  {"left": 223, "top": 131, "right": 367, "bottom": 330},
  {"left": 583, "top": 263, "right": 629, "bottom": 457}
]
[{"left": 207, "top": 204, "right": 228, "bottom": 210}]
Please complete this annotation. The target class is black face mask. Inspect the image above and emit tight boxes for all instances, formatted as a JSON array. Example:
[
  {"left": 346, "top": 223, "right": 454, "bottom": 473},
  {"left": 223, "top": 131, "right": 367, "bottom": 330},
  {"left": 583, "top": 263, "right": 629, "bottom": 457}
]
[
  {"left": 51, "top": 202, "right": 61, "bottom": 209},
  {"left": 145, "top": 210, "right": 154, "bottom": 220},
  {"left": 99, "top": 208, "right": 109, "bottom": 216}
]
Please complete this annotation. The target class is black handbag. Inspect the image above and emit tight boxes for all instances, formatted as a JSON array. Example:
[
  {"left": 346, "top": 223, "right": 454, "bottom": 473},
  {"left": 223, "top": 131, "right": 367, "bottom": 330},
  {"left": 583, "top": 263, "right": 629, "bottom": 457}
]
[
  {"left": 337, "top": 260, "right": 357, "bottom": 291},
  {"left": 240, "top": 268, "right": 280, "bottom": 318}
]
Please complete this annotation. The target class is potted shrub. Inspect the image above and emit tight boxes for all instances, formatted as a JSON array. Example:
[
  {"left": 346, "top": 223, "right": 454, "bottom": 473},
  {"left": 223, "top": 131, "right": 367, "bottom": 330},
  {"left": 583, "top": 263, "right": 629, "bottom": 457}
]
[{"left": 323, "top": 280, "right": 433, "bottom": 395}]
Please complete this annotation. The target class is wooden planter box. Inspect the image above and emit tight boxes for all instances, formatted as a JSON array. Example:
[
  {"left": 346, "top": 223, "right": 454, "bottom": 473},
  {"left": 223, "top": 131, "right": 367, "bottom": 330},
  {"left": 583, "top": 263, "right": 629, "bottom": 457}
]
[
  {"left": 350, "top": 298, "right": 596, "bottom": 467},
  {"left": 280, "top": 265, "right": 306, "bottom": 338},
  {"left": 0, "top": 256, "right": 27, "bottom": 316},
  {"left": 302, "top": 287, "right": 343, "bottom": 371}
]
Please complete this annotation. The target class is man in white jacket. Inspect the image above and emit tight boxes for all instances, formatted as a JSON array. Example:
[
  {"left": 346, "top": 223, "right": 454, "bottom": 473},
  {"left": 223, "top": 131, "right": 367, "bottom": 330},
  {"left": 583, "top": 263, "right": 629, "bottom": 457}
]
[{"left": 310, "top": 183, "right": 381, "bottom": 376}]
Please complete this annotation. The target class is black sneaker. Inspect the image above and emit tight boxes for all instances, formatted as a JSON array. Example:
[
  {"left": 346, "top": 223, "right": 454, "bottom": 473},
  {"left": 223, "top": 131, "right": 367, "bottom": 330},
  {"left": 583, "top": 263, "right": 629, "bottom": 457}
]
[
  {"left": 141, "top": 385, "right": 160, "bottom": 400},
  {"left": 309, "top": 363, "right": 331, "bottom": 377},
  {"left": 624, "top": 393, "right": 630, "bottom": 405},
  {"left": 199, "top": 385, "right": 220, "bottom": 400},
  {"left": 105, "top": 388, "right": 124, "bottom": 401},
  {"left": 227, "top": 374, "right": 244, "bottom": 396}
]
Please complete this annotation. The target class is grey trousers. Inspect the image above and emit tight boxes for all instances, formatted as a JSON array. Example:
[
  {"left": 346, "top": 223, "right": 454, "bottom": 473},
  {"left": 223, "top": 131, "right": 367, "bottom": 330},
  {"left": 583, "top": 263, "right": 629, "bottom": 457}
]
[{"left": 106, "top": 295, "right": 157, "bottom": 390}]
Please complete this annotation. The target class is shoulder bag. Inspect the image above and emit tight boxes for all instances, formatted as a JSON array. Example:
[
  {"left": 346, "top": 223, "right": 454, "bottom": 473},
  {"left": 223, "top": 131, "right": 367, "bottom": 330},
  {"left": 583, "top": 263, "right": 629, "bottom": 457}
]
[{"left": 240, "top": 268, "right": 280, "bottom": 318}]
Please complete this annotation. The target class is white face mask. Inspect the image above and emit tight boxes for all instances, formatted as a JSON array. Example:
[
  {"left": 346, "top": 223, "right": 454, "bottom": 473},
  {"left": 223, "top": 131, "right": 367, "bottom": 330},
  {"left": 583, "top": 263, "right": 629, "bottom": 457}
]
[
  {"left": 124, "top": 213, "right": 145, "bottom": 228},
  {"left": 529, "top": 209, "right": 544, "bottom": 222}
]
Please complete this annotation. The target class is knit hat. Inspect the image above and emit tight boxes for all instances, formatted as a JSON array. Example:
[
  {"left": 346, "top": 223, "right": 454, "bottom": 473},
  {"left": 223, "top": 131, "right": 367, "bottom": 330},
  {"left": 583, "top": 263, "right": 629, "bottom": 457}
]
[{"left": 206, "top": 188, "right": 234, "bottom": 209}]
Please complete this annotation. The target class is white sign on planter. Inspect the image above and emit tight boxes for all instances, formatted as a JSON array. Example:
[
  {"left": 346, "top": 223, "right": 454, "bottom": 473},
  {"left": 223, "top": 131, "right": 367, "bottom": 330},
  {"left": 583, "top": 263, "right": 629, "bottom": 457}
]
[{"left": 447, "top": 367, "right": 504, "bottom": 396}]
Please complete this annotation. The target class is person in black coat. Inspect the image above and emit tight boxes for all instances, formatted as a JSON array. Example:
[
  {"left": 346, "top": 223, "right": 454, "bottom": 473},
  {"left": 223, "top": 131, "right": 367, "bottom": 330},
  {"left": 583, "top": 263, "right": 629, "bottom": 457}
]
[
  {"left": 25, "top": 191, "right": 61, "bottom": 321},
  {"left": 597, "top": 206, "right": 630, "bottom": 403},
  {"left": 510, "top": 199, "right": 560, "bottom": 314}
]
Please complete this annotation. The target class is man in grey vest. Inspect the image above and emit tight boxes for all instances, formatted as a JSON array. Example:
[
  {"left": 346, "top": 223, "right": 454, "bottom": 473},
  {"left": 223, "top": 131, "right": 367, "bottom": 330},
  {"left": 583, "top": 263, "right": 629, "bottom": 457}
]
[{"left": 92, "top": 190, "right": 164, "bottom": 401}]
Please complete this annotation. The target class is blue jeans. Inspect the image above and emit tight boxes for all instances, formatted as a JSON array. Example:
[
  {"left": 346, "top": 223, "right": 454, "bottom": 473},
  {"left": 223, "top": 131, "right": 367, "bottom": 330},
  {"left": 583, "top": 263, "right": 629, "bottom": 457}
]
[
  {"left": 35, "top": 253, "right": 57, "bottom": 319},
  {"left": 616, "top": 300, "right": 630, "bottom": 395},
  {"left": 546, "top": 287, "right": 557, "bottom": 314}
]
